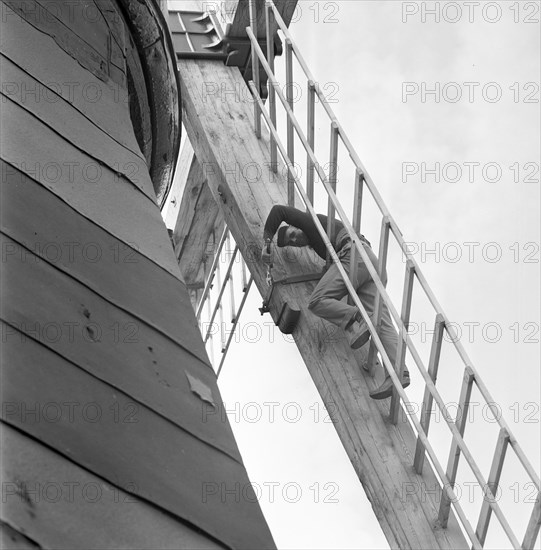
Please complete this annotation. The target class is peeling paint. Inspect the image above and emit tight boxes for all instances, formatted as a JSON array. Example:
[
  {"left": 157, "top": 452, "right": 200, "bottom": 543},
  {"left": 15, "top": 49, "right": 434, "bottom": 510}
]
[{"left": 185, "top": 372, "right": 215, "bottom": 408}]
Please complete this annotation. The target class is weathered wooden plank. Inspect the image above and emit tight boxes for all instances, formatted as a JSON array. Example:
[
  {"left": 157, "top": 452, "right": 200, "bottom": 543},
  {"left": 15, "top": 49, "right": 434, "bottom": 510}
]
[
  {"left": 171, "top": 142, "right": 210, "bottom": 255},
  {"left": 1, "top": 424, "right": 225, "bottom": 550},
  {"left": 33, "top": 0, "right": 110, "bottom": 62},
  {"left": 0, "top": 237, "right": 241, "bottom": 460},
  {"left": 95, "top": 0, "right": 127, "bottom": 52},
  {"left": 162, "top": 140, "right": 194, "bottom": 228},
  {"left": 0, "top": 162, "right": 206, "bottom": 360},
  {"left": 1, "top": 100, "right": 182, "bottom": 280},
  {"left": 0, "top": 520, "right": 40, "bottom": 550},
  {"left": 167, "top": 140, "right": 227, "bottom": 308},
  {"left": 178, "top": 57, "right": 469, "bottom": 549},
  {"left": 0, "top": 4, "right": 144, "bottom": 161},
  {"left": 95, "top": 0, "right": 127, "bottom": 69},
  {"left": 414, "top": 313, "right": 445, "bottom": 474},
  {"left": 3, "top": 0, "right": 124, "bottom": 89},
  {"left": 178, "top": 189, "right": 225, "bottom": 306},
  {"left": 0, "top": 56, "right": 151, "bottom": 197},
  {"left": 176, "top": 181, "right": 224, "bottom": 283},
  {"left": 390, "top": 260, "right": 415, "bottom": 423},
  {"left": 0, "top": 336, "right": 275, "bottom": 549}
]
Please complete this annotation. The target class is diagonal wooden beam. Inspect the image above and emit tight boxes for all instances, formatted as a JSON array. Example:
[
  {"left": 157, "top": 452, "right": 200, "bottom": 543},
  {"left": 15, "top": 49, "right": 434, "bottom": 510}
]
[
  {"left": 169, "top": 140, "right": 225, "bottom": 309},
  {"left": 178, "top": 56, "right": 469, "bottom": 550}
]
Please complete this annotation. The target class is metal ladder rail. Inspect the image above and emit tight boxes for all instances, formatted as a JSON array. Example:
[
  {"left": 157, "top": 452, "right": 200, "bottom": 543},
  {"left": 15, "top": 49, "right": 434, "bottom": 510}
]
[
  {"left": 196, "top": 227, "right": 255, "bottom": 378},
  {"left": 263, "top": 0, "right": 541, "bottom": 503},
  {"left": 243, "top": 1, "right": 540, "bottom": 547},
  {"left": 247, "top": 75, "right": 486, "bottom": 550}
]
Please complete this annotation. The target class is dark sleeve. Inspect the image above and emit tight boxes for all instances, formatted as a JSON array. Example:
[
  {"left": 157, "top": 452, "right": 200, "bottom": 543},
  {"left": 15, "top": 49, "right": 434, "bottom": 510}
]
[{"left": 263, "top": 205, "right": 318, "bottom": 241}]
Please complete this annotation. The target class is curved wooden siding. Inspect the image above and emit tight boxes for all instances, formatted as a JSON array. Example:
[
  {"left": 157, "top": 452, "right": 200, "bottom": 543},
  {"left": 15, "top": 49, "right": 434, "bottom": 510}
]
[
  {"left": 2, "top": 424, "right": 226, "bottom": 550},
  {"left": 0, "top": 1, "right": 276, "bottom": 548}
]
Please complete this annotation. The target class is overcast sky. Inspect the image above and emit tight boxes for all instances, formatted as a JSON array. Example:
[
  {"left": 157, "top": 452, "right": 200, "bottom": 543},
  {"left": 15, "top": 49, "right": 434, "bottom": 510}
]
[{"left": 166, "top": 1, "right": 540, "bottom": 548}]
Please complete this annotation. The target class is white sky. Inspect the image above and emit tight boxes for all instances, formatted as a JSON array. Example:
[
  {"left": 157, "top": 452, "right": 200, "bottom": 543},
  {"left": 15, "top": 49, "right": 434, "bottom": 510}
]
[{"left": 166, "top": 1, "right": 540, "bottom": 548}]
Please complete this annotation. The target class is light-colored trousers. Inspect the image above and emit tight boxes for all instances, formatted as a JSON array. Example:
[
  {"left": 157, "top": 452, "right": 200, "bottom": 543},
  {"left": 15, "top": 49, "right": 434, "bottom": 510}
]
[{"left": 307, "top": 242, "right": 400, "bottom": 368}]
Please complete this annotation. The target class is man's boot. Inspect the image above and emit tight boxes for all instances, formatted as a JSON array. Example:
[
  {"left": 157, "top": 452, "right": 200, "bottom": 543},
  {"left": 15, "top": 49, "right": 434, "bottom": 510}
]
[
  {"left": 369, "top": 370, "right": 410, "bottom": 400},
  {"left": 345, "top": 315, "right": 370, "bottom": 350}
]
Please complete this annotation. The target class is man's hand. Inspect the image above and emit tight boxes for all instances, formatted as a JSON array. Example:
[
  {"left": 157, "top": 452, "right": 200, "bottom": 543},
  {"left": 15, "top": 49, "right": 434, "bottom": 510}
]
[{"left": 261, "top": 240, "right": 273, "bottom": 266}]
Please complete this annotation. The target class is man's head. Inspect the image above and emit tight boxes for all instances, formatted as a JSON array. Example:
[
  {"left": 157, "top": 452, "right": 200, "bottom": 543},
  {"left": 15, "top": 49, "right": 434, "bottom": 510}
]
[{"left": 277, "top": 225, "right": 309, "bottom": 247}]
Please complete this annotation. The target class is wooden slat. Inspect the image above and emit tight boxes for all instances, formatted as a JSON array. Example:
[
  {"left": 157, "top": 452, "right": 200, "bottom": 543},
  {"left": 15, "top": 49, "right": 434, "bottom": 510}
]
[
  {"left": 367, "top": 216, "right": 391, "bottom": 370},
  {"left": 306, "top": 80, "right": 316, "bottom": 203},
  {"left": 348, "top": 169, "right": 364, "bottom": 293},
  {"left": 438, "top": 366, "right": 475, "bottom": 527},
  {"left": 0, "top": 56, "right": 151, "bottom": 197},
  {"left": 285, "top": 38, "right": 294, "bottom": 206},
  {"left": 476, "top": 428, "right": 510, "bottom": 546},
  {"left": 177, "top": 184, "right": 225, "bottom": 296},
  {"left": 241, "top": 255, "right": 249, "bottom": 291},
  {"left": 1, "top": 101, "right": 181, "bottom": 280},
  {"left": 168, "top": 142, "right": 226, "bottom": 305},
  {"left": 178, "top": 57, "right": 469, "bottom": 550},
  {"left": 169, "top": 141, "right": 203, "bottom": 244},
  {"left": 414, "top": 313, "right": 446, "bottom": 473},
  {"left": 266, "top": 1, "right": 277, "bottom": 170},
  {"left": 1, "top": 424, "right": 223, "bottom": 550},
  {"left": 32, "top": 0, "right": 113, "bottom": 67},
  {"left": 0, "top": 521, "right": 40, "bottom": 550},
  {"left": 325, "top": 122, "right": 339, "bottom": 267},
  {"left": 248, "top": 0, "right": 261, "bottom": 137},
  {"left": 95, "top": 0, "right": 128, "bottom": 67},
  {"left": 161, "top": 140, "right": 193, "bottom": 227},
  {"left": 4, "top": 0, "right": 115, "bottom": 85},
  {"left": 227, "top": 237, "right": 237, "bottom": 322},
  {"left": 0, "top": 4, "right": 143, "bottom": 159},
  {"left": 0, "top": 336, "right": 274, "bottom": 549},
  {"left": 217, "top": 275, "right": 253, "bottom": 377},
  {"left": 196, "top": 227, "right": 229, "bottom": 320},
  {"left": 0, "top": 161, "right": 208, "bottom": 361},
  {"left": 0, "top": 237, "right": 240, "bottom": 460},
  {"left": 523, "top": 492, "right": 541, "bottom": 550},
  {"left": 205, "top": 250, "right": 238, "bottom": 345},
  {"left": 390, "top": 260, "right": 415, "bottom": 424}
]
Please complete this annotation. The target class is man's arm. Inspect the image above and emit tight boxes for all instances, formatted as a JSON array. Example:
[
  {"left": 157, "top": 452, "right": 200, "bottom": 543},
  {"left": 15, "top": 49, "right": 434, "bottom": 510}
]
[{"left": 263, "top": 205, "right": 316, "bottom": 241}]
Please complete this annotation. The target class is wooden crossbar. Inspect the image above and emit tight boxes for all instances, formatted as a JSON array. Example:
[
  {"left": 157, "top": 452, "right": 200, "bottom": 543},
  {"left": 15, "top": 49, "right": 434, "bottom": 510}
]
[
  {"left": 248, "top": 0, "right": 261, "bottom": 137},
  {"left": 306, "top": 80, "right": 316, "bottom": 203},
  {"left": 349, "top": 169, "right": 364, "bottom": 292},
  {"left": 241, "top": 256, "right": 248, "bottom": 292},
  {"left": 439, "top": 366, "right": 475, "bottom": 527},
  {"left": 390, "top": 260, "right": 415, "bottom": 424},
  {"left": 523, "top": 492, "right": 541, "bottom": 550},
  {"left": 204, "top": 246, "right": 238, "bottom": 343},
  {"left": 196, "top": 226, "right": 228, "bottom": 320},
  {"left": 265, "top": 2, "right": 277, "bottom": 170},
  {"left": 367, "top": 216, "right": 390, "bottom": 370},
  {"left": 217, "top": 276, "right": 254, "bottom": 378},
  {"left": 326, "top": 122, "right": 339, "bottom": 267},
  {"left": 476, "top": 428, "right": 510, "bottom": 546},
  {"left": 414, "top": 313, "right": 446, "bottom": 474},
  {"left": 285, "top": 38, "right": 294, "bottom": 206}
]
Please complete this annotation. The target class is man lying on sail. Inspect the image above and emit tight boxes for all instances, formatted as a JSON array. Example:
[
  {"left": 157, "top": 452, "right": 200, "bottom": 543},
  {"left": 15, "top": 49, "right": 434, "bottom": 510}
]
[{"left": 261, "top": 204, "right": 410, "bottom": 400}]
